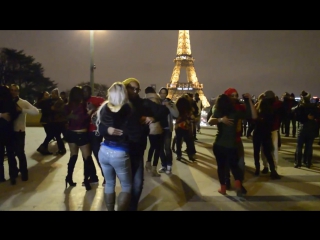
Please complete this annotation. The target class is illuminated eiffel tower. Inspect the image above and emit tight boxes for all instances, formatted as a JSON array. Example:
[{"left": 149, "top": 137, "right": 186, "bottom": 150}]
[{"left": 166, "top": 30, "right": 210, "bottom": 108}]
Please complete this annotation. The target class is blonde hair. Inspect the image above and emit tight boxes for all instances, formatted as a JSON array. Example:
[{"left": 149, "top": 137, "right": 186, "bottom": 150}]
[
  {"left": 95, "top": 82, "right": 128, "bottom": 135},
  {"left": 107, "top": 82, "right": 128, "bottom": 107}
]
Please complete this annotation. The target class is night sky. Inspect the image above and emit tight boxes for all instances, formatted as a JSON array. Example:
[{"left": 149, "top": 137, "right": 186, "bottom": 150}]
[{"left": 0, "top": 30, "right": 319, "bottom": 99}]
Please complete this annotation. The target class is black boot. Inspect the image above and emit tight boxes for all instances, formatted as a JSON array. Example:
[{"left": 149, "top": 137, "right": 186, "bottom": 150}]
[
  {"left": 65, "top": 155, "right": 78, "bottom": 188},
  {"left": 0, "top": 164, "right": 5, "bottom": 182},
  {"left": 270, "top": 170, "right": 281, "bottom": 180},
  {"left": 104, "top": 193, "right": 116, "bottom": 211},
  {"left": 37, "top": 144, "right": 52, "bottom": 155},
  {"left": 188, "top": 155, "right": 196, "bottom": 162},
  {"left": 241, "top": 185, "right": 247, "bottom": 195},
  {"left": 294, "top": 151, "right": 302, "bottom": 168},
  {"left": 10, "top": 178, "right": 16, "bottom": 185},
  {"left": 254, "top": 166, "right": 260, "bottom": 176},
  {"left": 88, "top": 156, "right": 98, "bottom": 182},
  {"left": 21, "top": 171, "right": 28, "bottom": 181},
  {"left": 8, "top": 159, "right": 18, "bottom": 185},
  {"left": 83, "top": 156, "right": 94, "bottom": 191},
  {"left": 306, "top": 155, "right": 312, "bottom": 168},
  {"left": 82, "top": 156, "right": 99, "bottom": 186},
  {"left": 57, "top": 148, "right": 67, "bottom": 155},
  {"left": 117, "top": 192, "right": 131, "bottom": 211}
]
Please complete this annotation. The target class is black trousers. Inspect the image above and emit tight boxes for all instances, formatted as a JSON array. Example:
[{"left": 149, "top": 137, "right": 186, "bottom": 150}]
[
  {"left": 42, "top": 123, "right": 65, "bottom": 151},
  {"left": 252, "top": 131, "right": 276, "bottom": 172},
  {"left": 213, "top": 144, "right": 241, "bottom": 185},
  {"left": 0, "top": 132, "right": 18, "bottom": 179},
  {"left": 14, "top": 131, "right": 28, "bottom": 176}
]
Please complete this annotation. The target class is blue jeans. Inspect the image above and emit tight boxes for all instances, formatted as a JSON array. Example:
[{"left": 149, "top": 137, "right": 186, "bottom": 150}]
[
  {"left": 98, "top": 145, "right": 132, "bottom": 194},
  {"left": 128, "top": 142, "right": 144, "bottom": 211},
  {"left": 295, "top": 132, "right": 315, "bottom": 166}
]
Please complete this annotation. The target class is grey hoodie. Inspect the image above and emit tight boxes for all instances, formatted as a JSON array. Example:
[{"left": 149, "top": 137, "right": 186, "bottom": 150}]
[{"left": 145, "top": 93, "right": 163, "bottom": 135}]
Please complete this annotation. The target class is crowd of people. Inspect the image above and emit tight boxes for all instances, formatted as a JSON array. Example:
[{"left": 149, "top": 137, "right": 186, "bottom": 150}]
[{"left": 0, "top": 80, "right": 319, "bottom": 210}]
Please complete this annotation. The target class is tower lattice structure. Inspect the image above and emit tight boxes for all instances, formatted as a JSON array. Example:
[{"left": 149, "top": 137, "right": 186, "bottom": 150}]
[{"left": 166, "top": 30, "right": 210, "bottom": 108}]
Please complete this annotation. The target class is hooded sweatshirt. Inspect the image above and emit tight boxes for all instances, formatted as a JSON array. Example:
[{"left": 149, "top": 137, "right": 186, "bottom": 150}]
[{"left": 145, "top": 93, "right": 163, "bottom": 135}]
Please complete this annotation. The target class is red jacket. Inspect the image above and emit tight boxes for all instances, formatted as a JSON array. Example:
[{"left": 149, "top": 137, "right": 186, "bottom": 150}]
[{"left": 87, "top": 96, "right": 105, "bottom": 132}]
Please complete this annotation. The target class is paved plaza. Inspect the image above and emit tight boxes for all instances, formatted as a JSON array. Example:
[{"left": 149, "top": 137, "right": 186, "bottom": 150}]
[{"left": 0, "top": 126, "right": 320, "bottom": 211}]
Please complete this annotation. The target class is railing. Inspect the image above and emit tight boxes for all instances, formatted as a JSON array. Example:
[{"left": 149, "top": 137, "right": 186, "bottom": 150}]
[{"left": 166, "top": 82, "right": 204, "bottom": 90}]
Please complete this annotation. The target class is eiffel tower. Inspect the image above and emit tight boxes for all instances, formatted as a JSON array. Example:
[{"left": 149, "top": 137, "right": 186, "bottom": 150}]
[{"left": 166, "top": 30, "right": 210, "bottom": 108}]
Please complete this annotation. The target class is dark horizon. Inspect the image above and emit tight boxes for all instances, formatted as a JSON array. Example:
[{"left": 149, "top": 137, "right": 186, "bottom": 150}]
[{"left": 0, "top": 30, "right": 319, "bottom": 99}]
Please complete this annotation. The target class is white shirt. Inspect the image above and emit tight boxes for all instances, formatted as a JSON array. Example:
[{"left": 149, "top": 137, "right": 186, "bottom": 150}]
[{"left": 14, "top": 98, "right": 39, "bottom": 132}]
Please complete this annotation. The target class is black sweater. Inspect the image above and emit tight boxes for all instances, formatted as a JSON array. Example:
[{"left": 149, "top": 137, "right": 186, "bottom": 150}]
[
  {"left": 126, "top": 97, "right": 169, "bottom": 143},
  {"left": 95, "top": 97, "right": 169, "bottom": 145},
  {"left": 0, "top": 98, "right": 20, "bottom": 140},
  {"left": 97, "top": 103, "right": 132, "bottom": 148}
]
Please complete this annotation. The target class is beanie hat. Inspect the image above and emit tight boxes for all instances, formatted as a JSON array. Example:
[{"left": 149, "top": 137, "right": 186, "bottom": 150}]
[
  {"left": 300, "top": 90, "right": 308, "bottom": 97},
  {"left": 300, "top": 91, "right": 311, "bottom": 102},
  {"left": 122, "top": 78, "right": 140, "bottom": 86},
  {"left": 224, "top": 88, "right": 238, "bottom": 96}
]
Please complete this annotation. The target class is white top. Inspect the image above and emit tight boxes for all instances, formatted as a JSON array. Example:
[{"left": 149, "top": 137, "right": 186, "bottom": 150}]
[{"left": 14, "top": 98, "right": 39, "bottom": 132}]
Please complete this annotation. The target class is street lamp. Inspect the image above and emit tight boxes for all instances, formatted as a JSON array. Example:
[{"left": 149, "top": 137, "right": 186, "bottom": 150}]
[{"left": 90, "top": 30, "right": 95, "bottom": 91}]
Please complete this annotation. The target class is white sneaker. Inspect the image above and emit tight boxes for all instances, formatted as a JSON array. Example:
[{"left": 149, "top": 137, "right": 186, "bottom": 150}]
[
  {"left": 158, "top": 167, "right": 166, "bottom": 173},
  {"left": 166, "top": 166, "right": 172, "bottom": 174}
]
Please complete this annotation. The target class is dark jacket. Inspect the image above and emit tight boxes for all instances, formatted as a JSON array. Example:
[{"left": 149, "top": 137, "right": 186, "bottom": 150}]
[
  {"left": 36, "top": 98, "right": 53, "bottom": 123},
  {"left": 96, "top": 103, "right": 132, "bottom": 149},
  {"left": 0, "top": 97, "right": 20, "bottom": 141},
  {"left": 127, "top": 97, "right": 169, "bottom": 143},
  {"left": 292, "top": 102, "right": 319, "bottom": 138},
  {"left": 191, "top": 100, "right": 199, "bottom": 116},
  {"left": 51, "top": 97, "right": 67, "bottom": 122},
  {"left": 95, "top": 97, "right": 169, "bottom": 155},
  {"left": 283, "top": 97, "right": 298, "bottom": 118}
]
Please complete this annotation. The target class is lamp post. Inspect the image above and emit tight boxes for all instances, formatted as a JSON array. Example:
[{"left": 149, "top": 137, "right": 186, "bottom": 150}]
[{"left": 90, "top": 30, "right": 95, "bottom": 91}]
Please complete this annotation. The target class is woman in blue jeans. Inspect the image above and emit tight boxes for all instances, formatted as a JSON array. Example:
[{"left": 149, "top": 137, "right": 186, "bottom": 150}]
[{"left": 93, "top": 82, "right": 133, "bottom": 211}]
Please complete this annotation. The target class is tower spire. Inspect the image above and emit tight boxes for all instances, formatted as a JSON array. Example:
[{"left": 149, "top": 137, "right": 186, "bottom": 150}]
[
  {"left": 166, "top": 30, "right": 210, "bottom": 108},
  {"left": 176, "top": 30, "right": 192, "bottom": 56}
]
